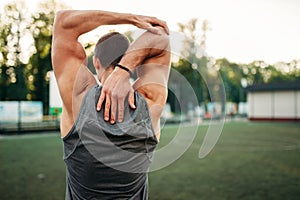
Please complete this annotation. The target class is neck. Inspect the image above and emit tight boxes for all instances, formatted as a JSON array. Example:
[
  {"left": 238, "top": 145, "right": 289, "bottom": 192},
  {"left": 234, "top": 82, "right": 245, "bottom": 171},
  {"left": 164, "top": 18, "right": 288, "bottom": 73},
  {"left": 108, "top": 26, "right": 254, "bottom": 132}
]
[{"left": 98, "top": 67, "right": 114, "bottom": 84}]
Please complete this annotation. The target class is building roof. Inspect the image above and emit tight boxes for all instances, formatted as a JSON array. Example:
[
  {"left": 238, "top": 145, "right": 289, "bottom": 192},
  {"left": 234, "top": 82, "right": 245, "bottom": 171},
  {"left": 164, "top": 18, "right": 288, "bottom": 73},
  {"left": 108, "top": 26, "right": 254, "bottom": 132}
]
[{"left": 246, "top": 80, "right": 300, "bottom": 92}]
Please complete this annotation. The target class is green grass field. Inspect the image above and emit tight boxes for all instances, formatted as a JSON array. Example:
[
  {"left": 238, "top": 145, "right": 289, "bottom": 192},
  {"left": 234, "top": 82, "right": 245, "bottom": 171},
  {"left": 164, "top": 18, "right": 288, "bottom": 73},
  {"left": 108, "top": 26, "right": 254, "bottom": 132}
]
[{"left": 1, "top": 121, "right": 300, "bottom": 200}]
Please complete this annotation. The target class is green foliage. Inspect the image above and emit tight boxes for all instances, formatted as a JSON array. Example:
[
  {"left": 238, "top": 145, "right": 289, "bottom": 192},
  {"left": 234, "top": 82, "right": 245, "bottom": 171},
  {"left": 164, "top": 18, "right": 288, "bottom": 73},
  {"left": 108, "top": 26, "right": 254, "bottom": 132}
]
[
  {"left": 26, "top": 0, "right": 68, "bottom": 114},
  {"left": 0, "top": 1, "right": 29, "bottom": 100},
  {"left": 0, "top": 3, "right": 299, "bottom": 114},
  {"left": 172, "top": 18, "right": 300, "bottom": 108},
  {"left": 0, "top": 0, "right": 68, "bottom": 114},
  {"left": 170, "top": 19, "right": 219, "bottom": 113}
]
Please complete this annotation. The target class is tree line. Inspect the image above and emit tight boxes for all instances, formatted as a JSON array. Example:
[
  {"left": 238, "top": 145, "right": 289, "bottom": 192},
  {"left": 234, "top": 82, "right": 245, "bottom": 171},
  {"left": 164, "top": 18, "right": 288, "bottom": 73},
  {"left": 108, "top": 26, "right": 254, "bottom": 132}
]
[
  {"left": 0, "top": 0, "right": 67, "bottom": 114},
  {"left": 0, "top": 0, "right": 299, "bottom": 115}
]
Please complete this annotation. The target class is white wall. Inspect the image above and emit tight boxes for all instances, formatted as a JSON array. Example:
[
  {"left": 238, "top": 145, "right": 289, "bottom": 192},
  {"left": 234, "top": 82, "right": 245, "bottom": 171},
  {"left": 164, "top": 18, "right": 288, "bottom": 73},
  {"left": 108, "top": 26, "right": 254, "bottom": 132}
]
[
  {"left": 49, "top": 71, "right": 62, "bottom": 109},
  {"left": 248, "top": 92, "right": 272, "bottom": 118},
  {"left": 297, "top": 91, "right": 300, "bottom": 118},
  {"left": 0, "top": 101, "right": 43, "bottom": 123},
  {"left": 274, "top": 91, "right": 295, "bottom": 118},
  {"left": 248, "top": 90, "right": 300, "bottom": 120}
]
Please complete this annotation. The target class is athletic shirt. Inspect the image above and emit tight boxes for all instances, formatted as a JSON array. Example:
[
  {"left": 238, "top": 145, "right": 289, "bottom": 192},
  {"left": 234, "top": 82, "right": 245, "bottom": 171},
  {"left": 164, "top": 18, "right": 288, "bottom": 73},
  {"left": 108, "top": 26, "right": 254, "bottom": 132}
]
[{"left": 63, "top": 85, "right": 158, "bottom": 200}]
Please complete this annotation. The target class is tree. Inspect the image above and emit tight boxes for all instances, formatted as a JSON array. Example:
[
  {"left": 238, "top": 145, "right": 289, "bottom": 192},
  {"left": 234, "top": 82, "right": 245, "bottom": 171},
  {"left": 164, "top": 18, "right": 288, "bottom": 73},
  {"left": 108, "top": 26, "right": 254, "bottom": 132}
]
[
  {"left": 169, "top": 18, "right": 213, "bottom": 113},
  {"left": 26, "top": 0, "right": 68, "bottom": 114},
  {"left": 0, "top": 0, "right": 68, "bottom": 113},
  {"left": 216, "top": 58, "right": 244, "bottom": 102},
  {"left": 0, "top": 1, "right": 29, "bottom": 100}
]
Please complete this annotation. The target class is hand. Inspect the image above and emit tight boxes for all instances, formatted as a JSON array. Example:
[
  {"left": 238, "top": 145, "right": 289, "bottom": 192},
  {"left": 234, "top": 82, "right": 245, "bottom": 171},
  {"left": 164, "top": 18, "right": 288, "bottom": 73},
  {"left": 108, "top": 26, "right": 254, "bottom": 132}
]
[
  {"left": 133, "top": 15, "right": 169, "bottom": 35},
  {"left": 96, "top": 69, "right": 136, "bottom": 124}
]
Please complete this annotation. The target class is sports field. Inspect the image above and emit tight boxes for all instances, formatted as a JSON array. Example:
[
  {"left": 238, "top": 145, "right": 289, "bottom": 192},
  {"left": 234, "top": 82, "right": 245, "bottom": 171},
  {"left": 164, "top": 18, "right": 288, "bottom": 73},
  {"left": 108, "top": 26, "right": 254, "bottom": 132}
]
[{"left": 1, "top": 121, "right": 300, "bottom": 200}]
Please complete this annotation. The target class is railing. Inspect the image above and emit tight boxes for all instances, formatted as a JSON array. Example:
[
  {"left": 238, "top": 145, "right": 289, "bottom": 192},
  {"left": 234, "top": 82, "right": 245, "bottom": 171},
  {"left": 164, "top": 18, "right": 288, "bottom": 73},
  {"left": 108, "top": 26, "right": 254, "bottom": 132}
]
[{"left": 0, "top": 116, "right": 60, "bottom": 134}]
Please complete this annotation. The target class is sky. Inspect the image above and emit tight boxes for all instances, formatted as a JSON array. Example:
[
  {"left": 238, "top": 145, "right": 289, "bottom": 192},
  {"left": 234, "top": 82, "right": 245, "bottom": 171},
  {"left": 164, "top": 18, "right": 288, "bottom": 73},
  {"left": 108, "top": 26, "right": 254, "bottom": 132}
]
[{"left": 1, "top": 0, "right": 300, "bottom": 64}]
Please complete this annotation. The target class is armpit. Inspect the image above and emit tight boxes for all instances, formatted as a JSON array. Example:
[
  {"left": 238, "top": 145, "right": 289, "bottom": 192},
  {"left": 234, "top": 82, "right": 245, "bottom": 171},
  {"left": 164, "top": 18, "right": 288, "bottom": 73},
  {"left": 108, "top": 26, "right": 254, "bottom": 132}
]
[{"left": 135, "top": 84, "right": 167, "bottom": 108}]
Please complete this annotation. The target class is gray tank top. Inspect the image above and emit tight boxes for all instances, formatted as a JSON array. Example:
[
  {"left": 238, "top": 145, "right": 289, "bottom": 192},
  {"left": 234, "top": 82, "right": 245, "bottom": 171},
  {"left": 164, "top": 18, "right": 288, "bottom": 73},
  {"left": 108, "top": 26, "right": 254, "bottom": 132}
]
[{"left": 63, "top": 85, "right": 157, "bottom": 200}]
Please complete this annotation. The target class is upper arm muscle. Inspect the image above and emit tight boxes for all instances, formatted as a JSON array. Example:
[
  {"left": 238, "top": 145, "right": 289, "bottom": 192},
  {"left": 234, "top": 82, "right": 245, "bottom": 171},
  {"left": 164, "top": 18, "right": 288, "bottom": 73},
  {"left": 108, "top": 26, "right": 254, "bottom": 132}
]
[{"left": 51, "top": 12, "right": 88, "bottom": 113}]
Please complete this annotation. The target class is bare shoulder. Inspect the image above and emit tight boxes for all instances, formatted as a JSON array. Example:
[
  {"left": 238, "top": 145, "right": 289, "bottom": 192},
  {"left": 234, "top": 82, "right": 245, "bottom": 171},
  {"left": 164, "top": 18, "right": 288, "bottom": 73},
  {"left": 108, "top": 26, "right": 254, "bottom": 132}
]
[
  {"left": 133, "top": 71, "right": 169, "bottom": 140},
  {"left": 51, "top": 9, "right": 88, "bottom": 108},
  {"left": 133, "top": 64, "right": 169, "bottom": 108},
  {"left": 52, "top": 10, "right": 86, "bottom": 79},
  {"left": 60, "top": 64, "right": 97, "bottom": 138},
  {"left": 73, "top": 65, "right": 98, "bottom": 107},
  {"left": 51, "top": 10, "right": 94, "bottom": 136}
]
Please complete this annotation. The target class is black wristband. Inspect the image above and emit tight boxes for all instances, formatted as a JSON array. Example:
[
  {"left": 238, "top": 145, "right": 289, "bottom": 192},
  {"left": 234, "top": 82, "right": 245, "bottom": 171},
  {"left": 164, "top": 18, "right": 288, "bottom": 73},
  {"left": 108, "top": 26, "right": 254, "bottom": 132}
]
[{"left": 115, "top": 64, "right": 133, "bottom": 76}]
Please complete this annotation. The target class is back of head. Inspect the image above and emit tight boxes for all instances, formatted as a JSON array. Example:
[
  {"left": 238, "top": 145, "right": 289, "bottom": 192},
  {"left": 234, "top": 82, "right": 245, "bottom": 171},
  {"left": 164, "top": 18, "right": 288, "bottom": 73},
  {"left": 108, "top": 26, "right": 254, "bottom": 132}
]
[{"left": 94, "top": 32, "right": 130, "bottom": 69}]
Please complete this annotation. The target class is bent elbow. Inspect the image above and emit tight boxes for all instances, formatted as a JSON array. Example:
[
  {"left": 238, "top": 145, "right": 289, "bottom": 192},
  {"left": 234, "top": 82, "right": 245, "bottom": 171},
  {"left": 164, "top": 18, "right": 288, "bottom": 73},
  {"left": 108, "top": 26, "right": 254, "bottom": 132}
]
[
  {"left": 154, "top": 30, "right": 170, "bottom": 52},
  {"left": 53, "top": 10, "right": 74, "bottom": 30}
]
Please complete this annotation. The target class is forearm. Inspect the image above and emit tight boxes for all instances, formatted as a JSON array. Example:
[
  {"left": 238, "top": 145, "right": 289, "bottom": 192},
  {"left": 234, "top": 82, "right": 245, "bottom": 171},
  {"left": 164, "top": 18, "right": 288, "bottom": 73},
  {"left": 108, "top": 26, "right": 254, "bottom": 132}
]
[
  {"left": 117, "top": 29, "right": 170, "bottom": 73},
  {"left": 95, "top": 14, "right": 170, "bottom": 123},
  {"left": 55, "top": 10, "right": 136, "bottom": 37}
]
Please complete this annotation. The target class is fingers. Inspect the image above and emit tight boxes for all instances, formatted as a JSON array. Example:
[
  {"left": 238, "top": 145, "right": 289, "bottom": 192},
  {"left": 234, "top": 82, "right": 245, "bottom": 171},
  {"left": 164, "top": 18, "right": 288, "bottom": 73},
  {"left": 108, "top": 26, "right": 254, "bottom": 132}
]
[
  {"left": 96, "top": 69, "right": 136, "bottom": 124},
  {"left": 162, "top": 23, "right": 170, "bottom": 35},
  {"left": 110, "top": 93, "right": 117, "bottom": 124},
  {"left": 104, "top": 94, "right": 110, "bottom": 121},
  {"left": 98, "top": 88, "right": 112, "bottom": 122},
  {"left": 117, "top": 90, "right": 136, "bottom": 122},
  {"left": 98, "top": 90, "right": 133, "bottom": 124},
  {"left": 137, "top": 15, "right": 169, "bottom": 35},
  {"left": 117, "top": 96, "right": 125, "bottom": 123},
  {"left": 157, "top": 20, "right": 169, "bottom": 35},
  {"left": 151, "top": 17, "right": 169, "bottom": 35},
  {"left": 146, "top": 26, "right": 162, "bottom": 35},
  {"left": 128, "top": 89, "right": 136, "bottom": 110},
  {"left": 107, "top": 95, "right": 135, "bottom": 124},
  {"left": 97, "top": 91, "right": 105, "bottom": 111}
]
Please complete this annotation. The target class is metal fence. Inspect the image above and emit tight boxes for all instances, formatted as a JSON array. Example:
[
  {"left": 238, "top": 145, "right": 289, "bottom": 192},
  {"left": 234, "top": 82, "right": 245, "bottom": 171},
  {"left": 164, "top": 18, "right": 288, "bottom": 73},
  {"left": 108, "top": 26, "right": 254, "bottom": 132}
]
[{"left": 0, "top": 116, "right": 60, "bottom": 134}]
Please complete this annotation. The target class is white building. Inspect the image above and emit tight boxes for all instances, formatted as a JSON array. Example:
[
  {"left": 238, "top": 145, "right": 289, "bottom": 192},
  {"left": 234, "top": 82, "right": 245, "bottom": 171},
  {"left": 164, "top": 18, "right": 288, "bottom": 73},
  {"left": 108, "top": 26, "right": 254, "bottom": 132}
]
[{"left": 247, "top": 80, "right": 300, "bottom": 121}]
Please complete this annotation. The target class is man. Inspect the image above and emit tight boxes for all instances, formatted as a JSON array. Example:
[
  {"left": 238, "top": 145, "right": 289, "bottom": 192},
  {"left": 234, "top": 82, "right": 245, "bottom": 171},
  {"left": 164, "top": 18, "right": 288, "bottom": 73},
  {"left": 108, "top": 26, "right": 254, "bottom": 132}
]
[{"left": 52, "top": 10, "right": 170, "bottom": 199}]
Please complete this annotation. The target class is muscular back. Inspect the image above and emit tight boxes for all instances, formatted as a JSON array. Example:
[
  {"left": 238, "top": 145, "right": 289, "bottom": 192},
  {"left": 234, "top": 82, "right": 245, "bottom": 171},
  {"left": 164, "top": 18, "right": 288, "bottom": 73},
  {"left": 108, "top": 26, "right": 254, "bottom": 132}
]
[{"left": 52, "top": 11, "right": 170, "bottom": 139}]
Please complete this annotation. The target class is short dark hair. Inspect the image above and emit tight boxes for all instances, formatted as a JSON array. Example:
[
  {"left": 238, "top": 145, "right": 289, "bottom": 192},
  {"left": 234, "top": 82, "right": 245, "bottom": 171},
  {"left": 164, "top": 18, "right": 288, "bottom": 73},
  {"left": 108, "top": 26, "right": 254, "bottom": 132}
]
[{"left": 94, "top": 32, "right": 130, "bottom": 69}]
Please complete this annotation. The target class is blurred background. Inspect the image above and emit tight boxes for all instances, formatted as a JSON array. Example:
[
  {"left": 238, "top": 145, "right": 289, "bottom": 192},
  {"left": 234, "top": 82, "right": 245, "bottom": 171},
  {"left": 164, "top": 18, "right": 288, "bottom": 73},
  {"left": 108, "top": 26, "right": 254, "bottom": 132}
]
[
  {"left": 0, "top": 0, "right": 299, "bottom": 199},
  {"left": 0, "top": 0, "right": 299, "bottom": 131}
]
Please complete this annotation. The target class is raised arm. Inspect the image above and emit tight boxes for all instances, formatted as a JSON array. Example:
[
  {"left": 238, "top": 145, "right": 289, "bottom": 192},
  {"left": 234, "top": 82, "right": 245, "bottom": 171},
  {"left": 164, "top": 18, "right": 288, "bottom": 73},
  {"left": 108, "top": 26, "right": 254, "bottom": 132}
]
[
  {"left": 51, "top": 10, "right": 169, "bottom": 137},
  {"left": 97, "top": 28, "right": 171, "bottom": 139},
  {"left": 52, "top": 10, "right": 168, "bottom": 85}
]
